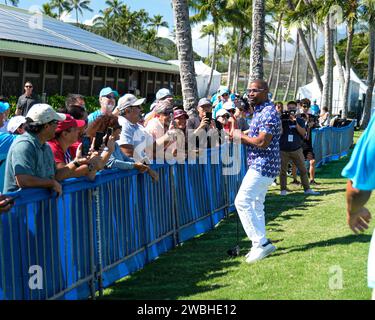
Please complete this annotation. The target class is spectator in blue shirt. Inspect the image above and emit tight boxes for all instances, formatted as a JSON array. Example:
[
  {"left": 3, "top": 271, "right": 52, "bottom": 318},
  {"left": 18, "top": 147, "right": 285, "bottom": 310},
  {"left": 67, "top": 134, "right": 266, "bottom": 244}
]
[
  {"left": 310, "top": 99, "right": 320, "bottom": 116},
  {"left": 212, "top": 87, "right": 230, "bottom": 119},
  {"left": 87, "top": 87, "right": 117, "bottom": 124},
  {"left": 0, "top": 97, "right": 19, "bottom": 192},
  {"left": 342, "top": 115, "right": 375, "bottom": 300}
]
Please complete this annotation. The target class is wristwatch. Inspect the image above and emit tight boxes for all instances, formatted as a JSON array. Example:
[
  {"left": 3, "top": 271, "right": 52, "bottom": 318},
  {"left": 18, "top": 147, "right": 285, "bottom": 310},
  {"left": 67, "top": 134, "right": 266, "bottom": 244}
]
[{"left": 73, "top": 160, "right": 81, "bottom": 168}]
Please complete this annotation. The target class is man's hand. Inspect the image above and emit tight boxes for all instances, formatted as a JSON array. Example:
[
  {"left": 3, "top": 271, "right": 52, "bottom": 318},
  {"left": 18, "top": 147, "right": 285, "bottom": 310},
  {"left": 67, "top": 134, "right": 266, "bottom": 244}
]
[
  {"left": 0, "top": 195, "right": 14, "bottom": 213},
  {"left": 347, "top": 207, "right": 372, "bottom": 234},
  {"left": 134, "top": 162, "right": 149, "bottom": 173},
  {"left": 198, "top": 116, "right": 210, "bottom": 130},
  {"left": 51, "top": 180, "right": 62, "bottom": 197}
]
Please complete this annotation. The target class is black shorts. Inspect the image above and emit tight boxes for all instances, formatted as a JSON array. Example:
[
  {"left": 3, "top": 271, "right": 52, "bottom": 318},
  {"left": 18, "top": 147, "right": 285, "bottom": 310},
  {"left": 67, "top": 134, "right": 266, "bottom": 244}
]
[{"left": 303, "top": 148, "right": 315, "bottom": 160}]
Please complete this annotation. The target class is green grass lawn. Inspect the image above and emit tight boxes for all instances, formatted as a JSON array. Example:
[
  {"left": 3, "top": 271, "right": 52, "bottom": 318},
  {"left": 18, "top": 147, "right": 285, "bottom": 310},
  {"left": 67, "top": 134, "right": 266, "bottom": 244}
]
[{"left": 102, "top": 130, "right": 375, "bottom": 300}]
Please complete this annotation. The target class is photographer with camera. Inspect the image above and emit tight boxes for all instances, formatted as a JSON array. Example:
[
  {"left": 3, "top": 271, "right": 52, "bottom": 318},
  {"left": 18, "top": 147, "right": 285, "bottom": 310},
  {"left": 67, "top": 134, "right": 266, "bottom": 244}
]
[{"left": 279, "top": 101, "right": 320, "bottom": 196}]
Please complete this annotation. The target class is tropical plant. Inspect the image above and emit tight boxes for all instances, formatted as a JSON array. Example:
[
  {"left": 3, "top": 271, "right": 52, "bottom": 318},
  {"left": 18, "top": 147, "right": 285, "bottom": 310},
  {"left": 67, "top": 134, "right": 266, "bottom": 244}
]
[
  {"left": 68, "top": 0, "right": 93, "bottom": 25},
  {"left": 42, "top": 3, "right": 58, "bottom": 19},
  {"left": 172, "top": 0, "right": 198, "bottom": 111},
  {"left": 3, "top": 0, "right": 18, "bottom": 6},
  {"left": 148, "top": 14, "right": 169, "bottom": 33},
  {"left": 50, "top": 0, "right": 71, "bottom": 19}
]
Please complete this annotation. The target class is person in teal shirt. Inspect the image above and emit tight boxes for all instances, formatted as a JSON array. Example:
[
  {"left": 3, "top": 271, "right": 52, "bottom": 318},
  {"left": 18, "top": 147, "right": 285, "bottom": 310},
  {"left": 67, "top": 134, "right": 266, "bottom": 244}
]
[{"left": 342, "top": 115, "right": 375, "bottom": 299}]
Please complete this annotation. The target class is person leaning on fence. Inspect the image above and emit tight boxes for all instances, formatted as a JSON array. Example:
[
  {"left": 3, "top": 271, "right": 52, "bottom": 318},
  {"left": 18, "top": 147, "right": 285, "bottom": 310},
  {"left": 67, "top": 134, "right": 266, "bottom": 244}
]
[
  {"left": 144, "top": 88, "right": 174, "bottom": 125},
  {"left": 88, "top": 87, "right": 117, "bottom": 124},
  {"left": 341, "top": 114, "right": 375, "bottom": 300},
  {"left": 234, "top": 79, "right": 281, "bottom": 263},
  {"left": 3, "top": 104, "right": 67, "bottom": 195},
  {"left": 319, "top": 106, "right": 330, "bottom": 127},
  {"left": 116, "top": 94, "right": 153, "bottom": 163},
  {"left": 279, "top": 101, "right": 320, "bottom": 196},
  {"left": 15, "top": 81, "right": 39, "bottom": 117},
  {"left": 47, "top": 114, "right": 102, "bottom": 181},
  {"left": 86, "top": 115, "right": 159, "bottom": 182}
]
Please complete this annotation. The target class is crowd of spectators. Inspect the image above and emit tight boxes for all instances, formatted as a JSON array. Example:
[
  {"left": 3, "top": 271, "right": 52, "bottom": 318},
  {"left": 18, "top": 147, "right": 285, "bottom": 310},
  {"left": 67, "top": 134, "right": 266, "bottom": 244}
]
[{"left": 0, "top": 80, "right": 351, "bottom": 212}]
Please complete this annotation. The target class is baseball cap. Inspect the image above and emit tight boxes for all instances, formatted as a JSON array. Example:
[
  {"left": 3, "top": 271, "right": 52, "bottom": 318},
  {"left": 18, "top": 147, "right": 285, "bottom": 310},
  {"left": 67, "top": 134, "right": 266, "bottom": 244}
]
[
  {"left": 215, "top": 109, "right": 230, "bottom": 119},
  {"left": 117, "top": 94, "right": 146, "bottom": 112},
  {"left": 223, "top": 101, "right": 235, "bottom": 111},
  {"left": 7, "top": 116, "right": 26, "bottom": 133},
  {"left": 156, "top": 88, "right": 173, "bottom": 100},
  {"left": 153, "top": 99, "right": 174, "bottom": 114},
  {"left": 173, "top": 109, "right": 188, "bottom": 119},
  {"left": 99, "top": 87, "right": 118, "bottom": 97},
  {"left": 26, "top": 104, "right": 66, "bottom": 125},
  {"left": 55, "top": 114, "right": 86, "bottom": 133},
  {"left": 218, "top": 87, "right": 230, "bottom": 96},
  {"left": 0, "top": 101, "right": 10, "bottom": 113},
  {"left": 197, "top": 98, "right": 212, "bottom": 108}
]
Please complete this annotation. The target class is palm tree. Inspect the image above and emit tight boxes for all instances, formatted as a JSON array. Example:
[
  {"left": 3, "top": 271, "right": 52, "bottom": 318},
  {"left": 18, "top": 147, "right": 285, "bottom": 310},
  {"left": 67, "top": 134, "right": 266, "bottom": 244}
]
[
  {"left": 321, "top": 14, "right": 334, "bottom": 113},
  {"left": 50, "top": 0, "right": 71, "bottom": 19},
  {"left": 3, "top": 0, "right": 18, "bottom": 6},
  {"left": 93, "top": 9, "right": 113, "bottom": 39},
  {"left": 293, "top": 33, "right": 300, "bottom": 99},
  {"left": 68, "top": 0, "right": 93, "bottom": 25},
  {"left": 42, "top": 3, "right": 58, "bottom": 19},
  {"left": 105, "top": 0, "right": 123, "bottom": 17},
  {"left": 273, "top": 27, "right": 283, "bottom": 100},
  {"left": 249, "top": 0, "right": 266, "bottom": 82},
  {"left": 148, "top": 14, "right": 169, "bottom": 34},
  {"left": 360, "top": 0, "right": 375, "bottom": 128},
  {"left": 283, "top": 36, "right": 298, "bottom": 101},
  {"left": 190, "top": 0, "right": 227, "bottom": 96},
  {"left": 268, "top": 13, "right": 283, "bottom": 87},
  {"left": 172, "top": 0, "right": 198, "bottom": 111}
]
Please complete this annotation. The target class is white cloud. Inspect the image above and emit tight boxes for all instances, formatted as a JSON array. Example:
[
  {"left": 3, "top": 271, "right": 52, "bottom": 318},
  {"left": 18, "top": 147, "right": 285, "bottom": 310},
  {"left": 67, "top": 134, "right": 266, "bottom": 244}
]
[
  {"left": 84, "top": 14, "right": 101, "bottom": 26},
  {"left": 60, "top": 11, "right": 76, "bottom": 23},
  {"left": 157, "top": 26, "right": 174, "bottom": 41}
]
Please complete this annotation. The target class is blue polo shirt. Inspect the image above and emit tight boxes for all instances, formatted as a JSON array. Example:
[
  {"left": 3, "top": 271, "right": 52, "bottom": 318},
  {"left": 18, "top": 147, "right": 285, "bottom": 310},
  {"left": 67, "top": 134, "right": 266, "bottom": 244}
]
[
  {"left": 3, "top": 132, "right": 56, "bottom": 193},
  {"left": 247, "top": 101, "right": 281, "bottom": 178},
  {"left": 0, "top": 132, "right": 18, "bottom": 192},
  {"left": 87, "top": 110, "right": 103, "bottom": 124}
]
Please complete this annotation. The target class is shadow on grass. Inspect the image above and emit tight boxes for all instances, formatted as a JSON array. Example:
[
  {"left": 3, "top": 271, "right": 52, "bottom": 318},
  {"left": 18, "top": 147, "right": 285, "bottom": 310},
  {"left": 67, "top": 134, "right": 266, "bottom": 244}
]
[
  {"left": 271, "top": 234, "right": 372, "bottom": 257},
  {"left": 102, "top": 146, "right": 356, "bottom": 300}
]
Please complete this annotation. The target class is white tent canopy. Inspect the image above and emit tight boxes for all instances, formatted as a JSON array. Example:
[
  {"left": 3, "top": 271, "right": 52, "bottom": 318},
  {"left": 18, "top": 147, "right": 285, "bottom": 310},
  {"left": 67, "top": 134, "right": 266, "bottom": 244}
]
[
  {"left": 168, "top": 60, "right": 222, "bottom": 98},
  {"left": 297, "top": 66, "right": 374, "bottom": 115}
]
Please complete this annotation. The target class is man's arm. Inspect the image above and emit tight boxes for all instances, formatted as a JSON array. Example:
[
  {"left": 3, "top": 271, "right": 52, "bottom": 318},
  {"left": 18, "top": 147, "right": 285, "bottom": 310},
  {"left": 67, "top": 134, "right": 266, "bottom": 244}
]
[
  {"left": 240, "top": 132, "right": 273, "bottom": 149},
  {"left": 346, "top": 180, "right": 372, "bottom": 234},
  {"left": 120, "top": 144, "right": 134, "bottom": 158},
  {"left": 15, "top": 175, "right": 62, "bottom": 196},
  {"left": 295, "top": 118, "right": 306, "bottom": 137}
]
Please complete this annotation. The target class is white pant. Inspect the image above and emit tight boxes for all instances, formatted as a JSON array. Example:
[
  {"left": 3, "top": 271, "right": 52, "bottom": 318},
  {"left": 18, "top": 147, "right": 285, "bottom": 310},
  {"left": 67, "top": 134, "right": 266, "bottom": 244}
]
[{"left": 235, "top": 168, "right": 274, "bottom": 249}]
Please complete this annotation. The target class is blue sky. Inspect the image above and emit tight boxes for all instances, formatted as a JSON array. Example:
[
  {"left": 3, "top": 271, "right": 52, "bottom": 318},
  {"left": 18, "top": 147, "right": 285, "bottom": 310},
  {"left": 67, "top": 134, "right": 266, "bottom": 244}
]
[{"left": 18, "top": 0, "right": 175, "bottom": 26}]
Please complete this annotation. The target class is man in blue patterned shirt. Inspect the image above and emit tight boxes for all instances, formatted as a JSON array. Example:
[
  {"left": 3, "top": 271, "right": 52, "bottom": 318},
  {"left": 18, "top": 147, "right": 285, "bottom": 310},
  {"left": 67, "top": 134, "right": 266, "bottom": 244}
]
[{"left": 234, "top": 79, "right": 281, "bottom": 263}]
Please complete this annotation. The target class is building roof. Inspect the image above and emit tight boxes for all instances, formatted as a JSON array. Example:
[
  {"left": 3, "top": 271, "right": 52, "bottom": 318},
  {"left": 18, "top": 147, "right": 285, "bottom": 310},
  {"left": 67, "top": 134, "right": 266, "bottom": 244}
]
[{"left": 0, "top": 4, "right": 179, "bottom": 74}]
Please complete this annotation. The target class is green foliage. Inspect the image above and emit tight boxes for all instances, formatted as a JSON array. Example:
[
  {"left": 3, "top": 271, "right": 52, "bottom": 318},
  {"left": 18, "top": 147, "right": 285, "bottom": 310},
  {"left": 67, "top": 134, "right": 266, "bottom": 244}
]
[{"left": 317, "top": 33, "right": 369, "bottom": 79}]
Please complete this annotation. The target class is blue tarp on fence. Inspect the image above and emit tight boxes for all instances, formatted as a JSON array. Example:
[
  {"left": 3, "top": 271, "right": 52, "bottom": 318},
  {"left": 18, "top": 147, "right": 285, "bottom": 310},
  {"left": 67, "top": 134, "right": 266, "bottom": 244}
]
[{"left": 0, "top": 123, "right": 354, "bottom": 300}]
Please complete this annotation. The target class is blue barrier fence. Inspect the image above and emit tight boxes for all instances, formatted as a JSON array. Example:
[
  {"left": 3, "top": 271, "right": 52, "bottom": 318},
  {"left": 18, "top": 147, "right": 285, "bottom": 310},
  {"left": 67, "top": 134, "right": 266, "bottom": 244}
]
[{"left": 0, "top": 123, "right": 354, "bottom": 300}]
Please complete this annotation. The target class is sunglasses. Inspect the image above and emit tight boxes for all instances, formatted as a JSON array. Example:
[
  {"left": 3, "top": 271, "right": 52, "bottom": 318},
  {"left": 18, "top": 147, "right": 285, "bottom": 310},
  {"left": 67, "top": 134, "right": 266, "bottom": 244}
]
[
  {"left": 25, "top": 86, "right": 33, "bottom": 88},
  {"left": 105, "top": 94, "right": 115, "bottom": 99},
  {"left": 247, "top": 88, "right": 265, "bottom": 93}
]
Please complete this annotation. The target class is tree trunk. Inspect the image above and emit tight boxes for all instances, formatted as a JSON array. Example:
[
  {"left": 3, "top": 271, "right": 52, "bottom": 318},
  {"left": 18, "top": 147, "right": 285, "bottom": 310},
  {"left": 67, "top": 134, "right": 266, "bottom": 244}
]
[
  {"left": 205, "top": 29, "right": 217, "bottom": 97},
  {"left": 283, "top": 42, "right": 298, "bottom": 101},
  {"left": 333, "top": 46, "right": 345, "bottom": 90},
  {"left": 233, "top": 28, "right": 244, "bottom": 93},
  {"left": 273, "top": 29, "right": 282, "bottom": 100},
  {"left": 361, "top": 22, "right": 375, "bottom": 129},
  {"left": 249, "top": 0, "right": 265, "bottom": 83},
  {"left": 322, "top": 16, "right": 334, "bottom": 113},
  {"left": 293, "top": 33, "right": 300, "bottom": 99},
  {"left": 227, "top": 54, "right": 233, "bottom": 89},
  {"left": 286, "top": 0, "right": 322, "bottom": 92},
  {"left": 342, "top": 20, "right": 354, "bottom": 119},
  {"left": 268, "top": 13, "right": 283, "bottom": 86},
  {"left": 171, "top": 0, "right": 198, "bottom": 111}
]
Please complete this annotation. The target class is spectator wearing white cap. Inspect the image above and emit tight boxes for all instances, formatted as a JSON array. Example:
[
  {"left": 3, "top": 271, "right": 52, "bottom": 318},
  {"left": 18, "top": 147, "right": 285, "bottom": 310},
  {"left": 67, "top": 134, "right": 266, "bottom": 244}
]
[
  {"left": 212, "top": 87, "right": 230, "bottom": 119},
  {"left": 222, "top": 101, "right": 238, "bottom": 136},
  {"left": 88, "top": 87, "right": 118, "bottom": 124},
  {"left": 116, "top": 94, "right": 153, "bottom": 163},
  {"left": 3, "top": 104, "right": 70, "bottom": 195},
  {"left": 144, "top": 88, "right": 174, "bottom": 125},
  {"left": 7, "top": 116, "right": 26, "bottom": 135}
]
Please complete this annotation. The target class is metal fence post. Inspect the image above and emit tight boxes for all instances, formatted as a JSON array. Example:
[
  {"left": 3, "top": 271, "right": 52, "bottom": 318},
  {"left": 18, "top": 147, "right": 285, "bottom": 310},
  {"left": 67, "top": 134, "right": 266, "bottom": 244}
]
[
  {"left": 88, "top": 189, "right": 97, "bottom": 300},
  {"left": 169, "top": 165, "right": 180, "bottom": 246},
  {"left": 93, "top": 187, "right": 103, "bottom": 298}
]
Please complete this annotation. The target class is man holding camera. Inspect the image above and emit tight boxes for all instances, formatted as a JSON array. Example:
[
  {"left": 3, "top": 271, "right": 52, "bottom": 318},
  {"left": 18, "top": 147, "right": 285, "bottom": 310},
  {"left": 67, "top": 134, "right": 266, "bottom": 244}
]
[{"left": 279, "top": 101, "right": 319, "bottom": 196}]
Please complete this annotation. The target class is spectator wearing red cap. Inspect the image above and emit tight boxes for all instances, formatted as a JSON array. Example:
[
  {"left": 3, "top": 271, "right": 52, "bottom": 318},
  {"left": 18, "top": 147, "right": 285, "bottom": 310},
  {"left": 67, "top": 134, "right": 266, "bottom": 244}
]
[
  {"left": 168, "top": 109, "right": 190, "bottom": 162},
  {"left": 48, "top": 114, "right": 101, "bottom": 180}
]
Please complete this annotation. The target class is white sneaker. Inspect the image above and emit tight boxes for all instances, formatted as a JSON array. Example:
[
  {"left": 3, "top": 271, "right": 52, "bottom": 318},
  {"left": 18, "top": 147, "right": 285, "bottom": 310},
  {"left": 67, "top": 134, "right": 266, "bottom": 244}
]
[
  {"left": 280, "top": 190, "right": 288, "bottom": 196},
  {"left": 304, "top": 189, "right": 320, "bottom": 195},
  {"left": 245, "top": 242, "right": 276, "bottom": 264}
]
